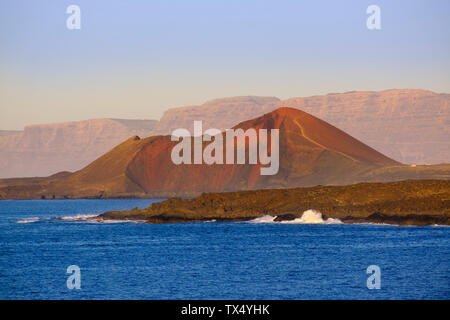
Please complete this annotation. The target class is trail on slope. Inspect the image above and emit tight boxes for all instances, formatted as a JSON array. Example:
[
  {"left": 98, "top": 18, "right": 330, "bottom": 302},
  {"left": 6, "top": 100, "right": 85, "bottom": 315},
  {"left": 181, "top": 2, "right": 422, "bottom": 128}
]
[{"left": 293, "top": 119, "right": 358, "bottom": 163}]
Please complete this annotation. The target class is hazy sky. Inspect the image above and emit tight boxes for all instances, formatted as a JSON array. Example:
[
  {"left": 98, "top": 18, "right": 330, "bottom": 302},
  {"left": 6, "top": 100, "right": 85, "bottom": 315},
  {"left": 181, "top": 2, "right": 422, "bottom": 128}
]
[{"left": 1, "top": 0, "right": 449, "bottom": 130}]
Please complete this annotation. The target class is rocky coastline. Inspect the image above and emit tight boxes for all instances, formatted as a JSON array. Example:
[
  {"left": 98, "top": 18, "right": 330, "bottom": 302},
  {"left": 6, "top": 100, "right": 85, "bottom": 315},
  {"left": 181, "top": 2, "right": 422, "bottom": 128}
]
[{"left": 98, "top": 180, "right": 450, "bottom": 226}]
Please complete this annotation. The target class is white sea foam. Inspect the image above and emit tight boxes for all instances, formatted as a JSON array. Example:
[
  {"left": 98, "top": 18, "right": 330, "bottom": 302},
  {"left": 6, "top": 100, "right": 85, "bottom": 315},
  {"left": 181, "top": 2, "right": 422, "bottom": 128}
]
[
  {"left": 249, "top": 215, "right": 277, "bottom": 223},
  {"left": 16, "top": 217, "right": 40, "bottom": 224},
  {"left": 60, "top": 214, "right": 98, "bottom": 220},
  {"left": 90, "top": 219, "right": 146, "bottom": 224},
  {"left": 17, "top": 214, "right": 144, "bottom": 224},
  {"left": 248, "top": 209, "right": 342, "bottom": 225},
  {"left": 60, "top": 214, "right": 144, "bottom": 224},
  {"left": 282, "top": 210, "right": 342, "bottom": 224}
]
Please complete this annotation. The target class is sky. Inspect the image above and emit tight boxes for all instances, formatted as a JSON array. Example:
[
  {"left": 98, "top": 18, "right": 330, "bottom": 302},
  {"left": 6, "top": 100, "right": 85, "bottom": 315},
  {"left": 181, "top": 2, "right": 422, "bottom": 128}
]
[{"left": 1, "top": 0, "right": 449, "bottom": 130}]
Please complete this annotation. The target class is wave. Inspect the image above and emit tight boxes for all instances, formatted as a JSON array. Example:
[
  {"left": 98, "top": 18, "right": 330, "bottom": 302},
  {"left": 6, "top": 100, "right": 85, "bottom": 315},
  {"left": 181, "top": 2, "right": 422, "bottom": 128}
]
[
  {"left": 248, "top": 210, "right": 342, "bottom": 224},
  {"left": 59, "top": 214, "right": 98, "bottom": 220},
  {"left": 249, "top": 215, "right": 277, "bottom": 223},
  {"left": 16, "top": 217, "right": 40, "bottom": 224},
  {"left": 17, "top": 214, "right": 144, "bottom": 224},
  {"left": 282, "top": 210, "right": 342, "bottom": 224}
]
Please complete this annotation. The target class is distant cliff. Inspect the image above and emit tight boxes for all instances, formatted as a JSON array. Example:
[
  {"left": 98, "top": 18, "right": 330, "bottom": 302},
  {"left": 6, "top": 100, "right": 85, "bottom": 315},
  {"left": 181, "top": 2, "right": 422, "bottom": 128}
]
[{"left": 0, "top": 119, "right": 157, "bottom": 178}]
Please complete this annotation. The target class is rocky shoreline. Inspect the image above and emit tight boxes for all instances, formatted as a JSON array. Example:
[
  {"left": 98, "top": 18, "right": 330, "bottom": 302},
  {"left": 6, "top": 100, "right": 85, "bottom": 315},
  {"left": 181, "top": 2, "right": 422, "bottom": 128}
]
[{"left": 99, "top": 180, "right": 450, "bottom": 226}]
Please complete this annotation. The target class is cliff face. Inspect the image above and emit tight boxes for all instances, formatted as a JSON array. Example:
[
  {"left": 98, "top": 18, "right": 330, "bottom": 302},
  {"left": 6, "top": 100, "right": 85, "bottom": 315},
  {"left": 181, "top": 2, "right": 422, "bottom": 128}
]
[{"left": 0, "top": 119, "right": 157, "bottom": 178}]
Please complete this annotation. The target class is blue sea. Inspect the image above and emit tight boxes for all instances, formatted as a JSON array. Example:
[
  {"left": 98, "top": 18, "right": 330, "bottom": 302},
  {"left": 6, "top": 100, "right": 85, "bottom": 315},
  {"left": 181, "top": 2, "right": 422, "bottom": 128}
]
[{"left": 0, "top": 199, "right": 448, "bottom": 300}]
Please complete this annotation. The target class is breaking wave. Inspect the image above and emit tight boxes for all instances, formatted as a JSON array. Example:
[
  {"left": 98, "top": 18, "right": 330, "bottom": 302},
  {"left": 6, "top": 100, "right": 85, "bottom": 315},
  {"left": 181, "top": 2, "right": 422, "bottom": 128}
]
[
  {"left": 17, "top": 214, "right": 144, "bottom": 224},
  {"left": 249, "top": 215, "right": 278, "bottom": 223},
  {"left": 16, "top": 217, "right": 40, "bottom": 224},
  {"left": 248, "top": 209, "right": 342, "bottom": 224},
  {"left": 59, "top": 214, "right": 98, "bottom": 220}
]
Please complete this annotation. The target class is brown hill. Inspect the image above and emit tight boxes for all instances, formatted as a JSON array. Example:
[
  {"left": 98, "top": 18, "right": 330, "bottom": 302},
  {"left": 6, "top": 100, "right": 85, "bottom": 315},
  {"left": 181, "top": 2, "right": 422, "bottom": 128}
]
[
  {"left": 122, "top": 107, "right": 397, "bottom": 197},
  {"left": 3, "top": 107, "right": 449, "bottom": 200}
]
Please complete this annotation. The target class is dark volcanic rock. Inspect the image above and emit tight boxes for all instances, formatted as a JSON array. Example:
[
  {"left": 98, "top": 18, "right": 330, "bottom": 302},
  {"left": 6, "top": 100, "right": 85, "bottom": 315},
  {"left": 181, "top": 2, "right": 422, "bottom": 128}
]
[{"left": 99, "top": 180, "right": 450, "bottom": 226}]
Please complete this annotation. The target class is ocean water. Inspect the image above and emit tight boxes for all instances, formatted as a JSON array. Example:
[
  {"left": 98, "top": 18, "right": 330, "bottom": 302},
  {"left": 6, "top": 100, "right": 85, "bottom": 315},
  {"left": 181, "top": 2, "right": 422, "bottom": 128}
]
[{"left": 0, "top": 199, "right": 448, "bottom": 300}]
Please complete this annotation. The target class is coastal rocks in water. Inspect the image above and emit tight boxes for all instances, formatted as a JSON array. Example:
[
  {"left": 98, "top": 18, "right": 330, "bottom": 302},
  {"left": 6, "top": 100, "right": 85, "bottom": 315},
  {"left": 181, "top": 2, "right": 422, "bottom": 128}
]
[
  {"left": 98, "top": 180, "right": 450, "bottom": 226},
  {"left": 1, "top": 107, "right": 450, "bottom": 200}
]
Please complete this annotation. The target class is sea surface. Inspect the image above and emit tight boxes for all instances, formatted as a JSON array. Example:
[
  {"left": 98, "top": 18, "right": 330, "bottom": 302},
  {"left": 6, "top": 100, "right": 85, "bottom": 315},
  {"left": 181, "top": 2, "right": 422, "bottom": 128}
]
[{"left": 0, "top": 199, "right": 448, "bottom": 300}]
